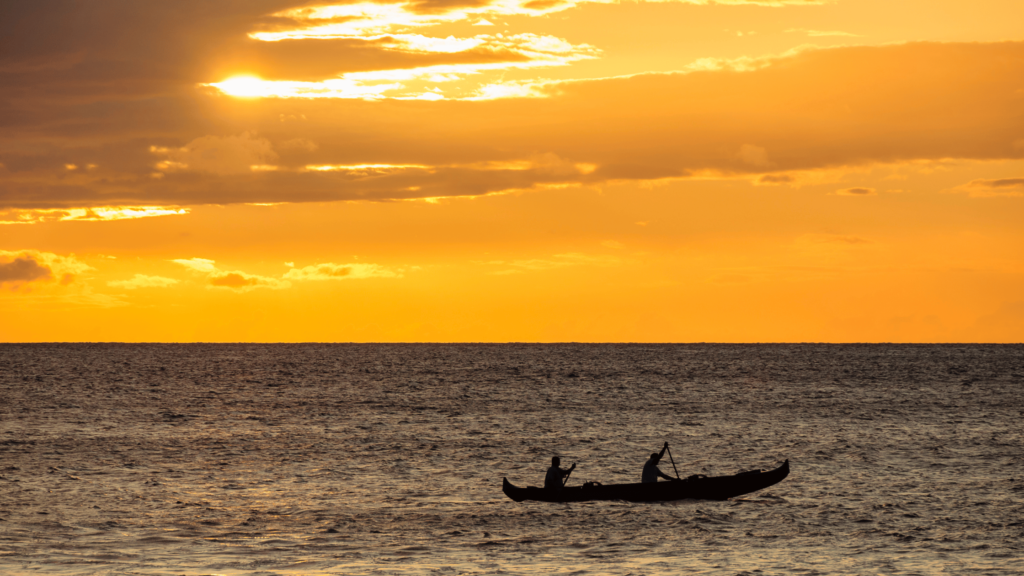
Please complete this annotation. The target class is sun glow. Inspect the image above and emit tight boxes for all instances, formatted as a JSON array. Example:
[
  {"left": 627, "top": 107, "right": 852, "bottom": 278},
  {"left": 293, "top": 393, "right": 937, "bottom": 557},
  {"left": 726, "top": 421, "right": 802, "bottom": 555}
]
[
  {"left": 210, "top": 76, "right": 269, "bottom": 98},
  {"left": 210, "top": 2, "right": 600, "bottom": 102},
  {"left": 209, "top": 76, "right": 403, "bottom": 99},
  {"left": 209, "top": 38, "right": 596, "bottom": 100}
]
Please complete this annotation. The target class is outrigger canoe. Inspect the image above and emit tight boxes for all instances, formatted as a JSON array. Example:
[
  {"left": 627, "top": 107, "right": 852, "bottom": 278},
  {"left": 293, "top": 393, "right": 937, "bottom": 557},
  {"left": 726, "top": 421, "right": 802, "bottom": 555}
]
[{"left": 503, "top": 459, "right": 789, "bottom": 503}]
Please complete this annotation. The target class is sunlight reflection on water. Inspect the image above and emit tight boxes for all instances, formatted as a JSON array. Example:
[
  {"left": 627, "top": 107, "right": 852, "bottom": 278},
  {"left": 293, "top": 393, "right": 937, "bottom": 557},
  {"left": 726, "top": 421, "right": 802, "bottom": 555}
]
[{"left": 1, "top": 344, "right": 1022, "bottom": 574}]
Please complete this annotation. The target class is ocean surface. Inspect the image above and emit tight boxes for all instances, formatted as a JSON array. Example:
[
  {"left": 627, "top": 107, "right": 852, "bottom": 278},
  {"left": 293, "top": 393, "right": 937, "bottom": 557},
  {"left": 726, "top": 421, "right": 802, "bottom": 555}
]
[{"left": 1, "top": 344, "right": 1022, "bottom": 575}]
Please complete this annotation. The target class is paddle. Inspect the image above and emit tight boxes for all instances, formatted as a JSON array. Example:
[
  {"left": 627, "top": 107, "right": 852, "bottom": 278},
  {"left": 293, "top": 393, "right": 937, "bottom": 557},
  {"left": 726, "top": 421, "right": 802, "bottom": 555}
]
[
  {"left": 666, "top": 444, "right": 681, "bottom": 480},
  {"left": 562, "top": 463, "right": 575, "bottom": 487}
]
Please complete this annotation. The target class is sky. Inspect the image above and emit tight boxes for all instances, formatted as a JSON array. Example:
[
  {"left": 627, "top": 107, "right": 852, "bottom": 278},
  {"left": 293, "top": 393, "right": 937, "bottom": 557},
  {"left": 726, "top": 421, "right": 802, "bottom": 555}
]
[{"left": 2, "top": 0, "right": 1023, "bottom": 342}]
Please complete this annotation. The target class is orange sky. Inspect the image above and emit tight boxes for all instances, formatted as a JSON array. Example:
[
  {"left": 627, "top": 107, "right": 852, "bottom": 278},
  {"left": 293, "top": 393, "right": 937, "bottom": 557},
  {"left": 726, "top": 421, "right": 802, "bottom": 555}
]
[{"left": 2, "top": 0, "right": 1023, "bottom": 342}]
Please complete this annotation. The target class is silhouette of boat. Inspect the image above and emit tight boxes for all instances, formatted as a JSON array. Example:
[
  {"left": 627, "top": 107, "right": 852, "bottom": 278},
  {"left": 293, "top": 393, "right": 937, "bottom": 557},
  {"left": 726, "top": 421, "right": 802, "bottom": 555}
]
[{"left": 502, "top": 459, "right": 789, "bottom": 503}]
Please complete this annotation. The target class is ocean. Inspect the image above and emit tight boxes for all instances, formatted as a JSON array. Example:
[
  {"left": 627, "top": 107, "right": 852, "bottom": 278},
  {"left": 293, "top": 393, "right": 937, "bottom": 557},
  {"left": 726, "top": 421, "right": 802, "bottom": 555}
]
[{"left": 1, "top": 344, "right": 1022, "bottom": 575}]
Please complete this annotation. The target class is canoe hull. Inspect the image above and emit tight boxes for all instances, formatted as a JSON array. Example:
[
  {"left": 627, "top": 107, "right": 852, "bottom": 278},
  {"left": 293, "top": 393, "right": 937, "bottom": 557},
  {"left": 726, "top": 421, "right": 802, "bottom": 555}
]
[{"left": 502, "top": 459, "right": 789, "bottom": 503}]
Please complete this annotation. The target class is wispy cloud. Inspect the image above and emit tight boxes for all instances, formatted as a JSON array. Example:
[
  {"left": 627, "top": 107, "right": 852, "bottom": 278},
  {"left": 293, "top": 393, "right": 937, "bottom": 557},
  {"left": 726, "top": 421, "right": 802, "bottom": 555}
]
[
  {"left": 303, "top": 164, "right": 432, "bottom": 173},
  {"left": 150, "top": 133, "right": 277, "bottom": 176},
  {"left": 107, "top": 274, "right": 180, "bottom": 289},
  {"left": 209, "top": 35, "right": 600, "bottom": 101},
  {"left": 254, "top": 0, "right": 831, "bottom": 45},
  {"left": 1, "top": 207, "right": 189, "bottom": 225},
  {"left": 170, "top": 258, "right": 218, "bottom": 273},
  {"left": 215, "top": 1, "right": 822, "bottom": 101},
  {"left": 283, "top": 263, "right": 404, "bottom": 281},
  {"left": 207, "top": 271, "right": 289, "bottom": 290},
  {"left": 487, "top": 252, "right": 621, "bottom": 275},
  {"left": 955, "top": 177, "right": 1024, "bottom": 197},
  {"left": 170, "top": 258, "right": 289, "bottom": 291},
  {"left": 835, "top": 187, "right": 877, "bottom": 196},
  {"left": 757, "top": 173, "right": 797, "bottom": 185},
  {"left": 169, "top": 258, "right": 406, "bottom": 291}
]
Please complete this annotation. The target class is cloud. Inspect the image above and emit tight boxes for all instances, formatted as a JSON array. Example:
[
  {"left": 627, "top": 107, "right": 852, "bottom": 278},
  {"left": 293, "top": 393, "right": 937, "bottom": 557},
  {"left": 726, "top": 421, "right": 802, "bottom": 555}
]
[
  {"left": 0, "top": 256, "right": 52, "bottom": 285},
  {"left": 0, "top": 206, "right": 189, "bottom": 225},
  {"left": 253, "top": 0, "right": 829, "bottom": 47},
  {"left": 0, "top": 0, "right": 816, "bottom": 114},
  {"left": 208, "top": 271, "right": 288, "bottom": 290},
  {"left": 171, "top": 257, "right": 404, "bottom": 289},
  {"left": 171, "top": 257, "right": 290, "bottom": 291},
  {"left": 0, "top": 250, "right": 93, "bottom": 288},
  {"left": 5, "top": 8, "right": 1024, "bottom": 210},
  {"left": 836, "top": 187, "right": 876, "bottom": 196},
  {"left": 150, "top": 133, "right": 278, "bottom": 176},
  {"left": 737, "top": 144, "right": 771, "bottom": 168},
  {"left": 209, "top": 33, "right": 602, "bottom": 101},
  {"left": 107, "top": 274, "right": 180, "bottom": 289},
  {"left": 211, "top": 0, "right": 832, "bottom": 103},
  {"left": 757, "top": 173, "right": 796, "bottom": 185},
  {"left": 487, "top": 252, "right": 620, "bottom": 274},
  {"left": 974, "top": 178, "right": 1024, "bottom": 188},
  {"left": 283, "top": 262, "right": 404, "bottom": 281},
  {"left": 957, "top": 177, "right": 1024, "bottom": 197},
  {"left": 279, "top": 138, "right": 318, "bottom": 152},
  {"left": 171, "top": 258, "right": 218, "bottom": 273}
]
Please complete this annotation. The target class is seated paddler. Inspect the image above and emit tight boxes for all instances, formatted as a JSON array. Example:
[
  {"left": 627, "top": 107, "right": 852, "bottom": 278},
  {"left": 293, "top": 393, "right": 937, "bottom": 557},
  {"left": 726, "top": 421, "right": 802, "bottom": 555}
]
[
  {"left": 642, "top": 442, "right": 677, "bottom": 483},
  {"left": 545, "top": 456, "right": 576, "bottom": 489}
]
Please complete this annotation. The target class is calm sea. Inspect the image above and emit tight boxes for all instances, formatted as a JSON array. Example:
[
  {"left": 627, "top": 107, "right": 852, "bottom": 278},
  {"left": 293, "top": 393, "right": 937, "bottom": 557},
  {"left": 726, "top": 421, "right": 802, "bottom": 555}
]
[{"left": 1, "top": 344, "right": 1022, "bottom": 575}]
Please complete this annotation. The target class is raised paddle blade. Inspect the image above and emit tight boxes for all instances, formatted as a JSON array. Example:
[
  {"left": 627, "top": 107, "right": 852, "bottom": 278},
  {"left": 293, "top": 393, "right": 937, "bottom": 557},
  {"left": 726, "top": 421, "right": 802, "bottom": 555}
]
[{"left": 666, "top": 445, "right": 681, "bottom": 480}]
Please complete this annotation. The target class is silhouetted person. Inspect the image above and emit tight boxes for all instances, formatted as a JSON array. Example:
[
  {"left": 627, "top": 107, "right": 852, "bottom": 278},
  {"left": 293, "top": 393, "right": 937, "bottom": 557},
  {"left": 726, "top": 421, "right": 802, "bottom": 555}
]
[
  {"left": 642, "top": 442, "right": 676, "bottom": 483},
  {"left": 545, "top": 456, "right": 575, "bottom": 489}
]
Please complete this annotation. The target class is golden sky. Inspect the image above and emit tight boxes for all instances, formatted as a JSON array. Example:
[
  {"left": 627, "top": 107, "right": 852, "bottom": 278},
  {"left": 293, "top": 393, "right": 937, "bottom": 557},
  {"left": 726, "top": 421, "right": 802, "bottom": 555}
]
[{"left": 2, "top": 0, "right": 1023, "bottom": 342}]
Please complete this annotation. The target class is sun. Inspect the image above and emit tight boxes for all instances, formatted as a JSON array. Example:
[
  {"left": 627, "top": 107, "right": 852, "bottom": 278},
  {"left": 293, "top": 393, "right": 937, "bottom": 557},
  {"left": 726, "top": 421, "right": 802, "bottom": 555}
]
[{"left": 208, "top": 76, "right": 271, "bottom": 98}]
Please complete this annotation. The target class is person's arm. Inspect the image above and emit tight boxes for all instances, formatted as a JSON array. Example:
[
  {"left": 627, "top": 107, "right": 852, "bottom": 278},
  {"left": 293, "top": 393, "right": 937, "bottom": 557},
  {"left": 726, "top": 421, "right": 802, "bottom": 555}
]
[
  {"left": 659, "top": 442, "right": 669, "bottom": 459},
  {"left": 562, "top": 463, "right": 576, "bottom": 477},
  {"left": 657, "top": 468, "right": 675, "bottom": 481}
]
